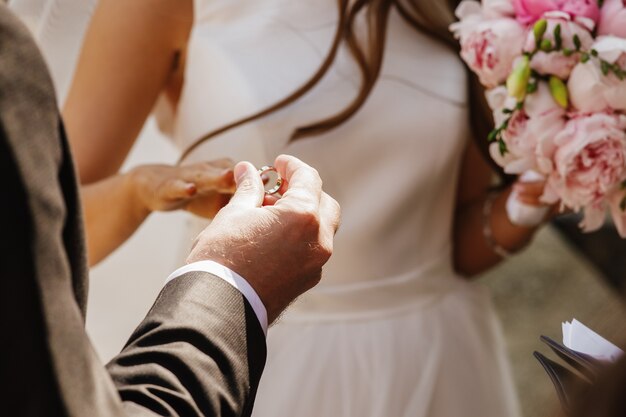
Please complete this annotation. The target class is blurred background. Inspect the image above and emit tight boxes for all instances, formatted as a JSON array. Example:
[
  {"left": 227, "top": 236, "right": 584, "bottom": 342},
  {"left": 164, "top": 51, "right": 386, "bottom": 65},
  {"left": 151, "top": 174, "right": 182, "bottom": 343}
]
[
  {"left": 86, "top": 118, "right": 626, "bottom": 417},
  {"left": 9, "top": 2, "right": 623, "bottom": 414}
]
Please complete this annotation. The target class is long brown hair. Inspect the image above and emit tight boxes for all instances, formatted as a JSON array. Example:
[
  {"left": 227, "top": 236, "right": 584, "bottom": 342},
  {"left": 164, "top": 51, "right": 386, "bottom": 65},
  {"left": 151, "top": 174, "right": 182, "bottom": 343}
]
[{"left": 179, "top": 0, "right": 493, "bottom": 165}]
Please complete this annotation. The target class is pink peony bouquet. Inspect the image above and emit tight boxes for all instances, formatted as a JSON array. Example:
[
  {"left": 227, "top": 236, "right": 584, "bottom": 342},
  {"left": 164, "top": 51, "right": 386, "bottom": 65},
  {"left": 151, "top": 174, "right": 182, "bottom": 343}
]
[{"left": 451, "top": 0, "right": 626, "bottom": 236}]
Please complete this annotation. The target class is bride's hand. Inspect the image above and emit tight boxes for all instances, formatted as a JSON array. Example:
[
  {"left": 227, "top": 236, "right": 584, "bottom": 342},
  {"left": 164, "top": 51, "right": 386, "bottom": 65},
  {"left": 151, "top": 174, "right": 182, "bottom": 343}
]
[
  {"left": 512, "top": 180, "right": 546, "bottom": 207},
  {"left": 128, "top": 159, "right": 235, "bottom": 219},
  {"left": 512, "top": 180, "right": 561, "bottom": 219}
]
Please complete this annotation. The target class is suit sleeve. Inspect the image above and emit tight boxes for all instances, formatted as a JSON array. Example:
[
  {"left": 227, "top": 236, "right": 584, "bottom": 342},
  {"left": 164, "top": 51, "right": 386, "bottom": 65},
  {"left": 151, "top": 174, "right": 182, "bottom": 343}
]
[
  {"left": 107, "top": 272, "right": 267, "bottom": 417},
  {"left": 0, "top": 5, "right": 266, "bottom": 417}
]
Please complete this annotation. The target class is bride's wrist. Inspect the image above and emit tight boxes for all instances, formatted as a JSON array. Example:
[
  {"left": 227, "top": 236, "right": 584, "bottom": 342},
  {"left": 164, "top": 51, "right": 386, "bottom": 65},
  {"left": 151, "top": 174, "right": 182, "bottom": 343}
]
[
  {"left": 483, "top": 188, "right": 538, "bottom": 258},
  {"left": 124, "top": 168, "right": 152, "bottom": 220},
  {"left": 483, "top": 190, "right": 515, "bottom": 258}
]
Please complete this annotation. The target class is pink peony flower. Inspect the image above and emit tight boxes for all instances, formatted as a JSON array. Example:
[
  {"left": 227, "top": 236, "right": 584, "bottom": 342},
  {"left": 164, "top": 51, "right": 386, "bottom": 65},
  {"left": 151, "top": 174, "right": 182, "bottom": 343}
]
[
  {"left": 483, "top": 0, "right": 517, "bottom": 17},
  {"left": 575, "top": 186, "right": 626, "bottom": 237},
  {"left": 513, "top": 0, "right": 600, "bottom": 25},
  {"left": 593, "top": 35, "right": 626, "bottom": 63},
  {"left": 487, "top": 83, "right": 566, "bottom": 174},
  {"left": 598, "top": 0, "right": 626, "bottom": 38},
  {"left": 524, "top": 11, "right": 594, "bottom": 79},
  {"left": 541, "top": 113, "right": 626, "bottom": 231},
  {"left": 568, "top": 36, "right": 626, "bottom": 113},
  {"left": 607, "top": 189, "right": 626, "bottom": 236},
  {"left": 486, "top": 85, "right": 518, "bottom": 114},
  {"left": 453, "top": 0, "right": 516, "bottom": 20},
  {"left": 451, "top": 2, "right": 526, "bottom": 88}
]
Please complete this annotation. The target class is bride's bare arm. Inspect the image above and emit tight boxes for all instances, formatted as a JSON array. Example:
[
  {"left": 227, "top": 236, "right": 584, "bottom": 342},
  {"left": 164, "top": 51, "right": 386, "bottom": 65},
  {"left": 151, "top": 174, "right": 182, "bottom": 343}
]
[
  {"left": 83, "top": 162, "right": 235, "bottom": 266},
  {"left": 64, "top": 0, "right": 192, "bottom": 184},
  {"left": 61, "top": 0, "right": 228, "bottom": 266},
  {"left": 452, "top": 139, "right": 550, "bottom": 277}
]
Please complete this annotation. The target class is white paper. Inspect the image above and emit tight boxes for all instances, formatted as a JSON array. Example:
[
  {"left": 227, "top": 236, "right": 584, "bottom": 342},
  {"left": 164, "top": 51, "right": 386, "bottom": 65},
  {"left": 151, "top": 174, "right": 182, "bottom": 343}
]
[{"left": 562, "top": 319, "right": 623, "bottom": 362}]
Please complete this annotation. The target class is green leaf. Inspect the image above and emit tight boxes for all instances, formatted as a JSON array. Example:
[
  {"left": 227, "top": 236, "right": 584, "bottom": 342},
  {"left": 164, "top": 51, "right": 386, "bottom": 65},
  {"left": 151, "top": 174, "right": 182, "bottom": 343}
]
[
  {"left": 549, "top": 76, "right": 569, "bottom": 108},
  {"left": 591, "top": 49, "right": 599, "bottom": 57},
  {"left": 488, "top": 129, "right": 498, "bottom": 142},
  {"left": 502, "top": 108, "right": 513, "bottom": 114},
  {"left": 612, "top": 63, "right": 626, "bottom": 79},
  {"left": 533, "top": 19, "right": 548, "bottom": 43},
  {"left": 601, "top": 60, "right": 611, "bottom": 76},
  {"left": 573, "top": 34, "right": 582, "bottom": 51},
  {"left": 563, "top": 48, "right": 573, "bottom": 57},
  {"left": 581, "top": 52, "right": 590, "bottom": 63},
  {"left": 498, "top": 139, "right": 508, "bottom": 156},
  {"left": 506, "top": 56, "right": 532, "bottom": 102},
  {"left": 540, "top": 39, "right": 553, "bottom": 52},
  {"left": 554, "top": 24, "right": 562, "bottom": 50},
  {"left": 526, "top": 82, "right": 538, "bottom": 93}
]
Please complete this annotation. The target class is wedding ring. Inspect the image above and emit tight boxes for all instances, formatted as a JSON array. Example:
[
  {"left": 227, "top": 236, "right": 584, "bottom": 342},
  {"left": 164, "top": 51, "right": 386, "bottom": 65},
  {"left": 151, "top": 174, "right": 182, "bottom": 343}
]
[{"left": 258, "top": 165, "right": 283, "bottom": 195}]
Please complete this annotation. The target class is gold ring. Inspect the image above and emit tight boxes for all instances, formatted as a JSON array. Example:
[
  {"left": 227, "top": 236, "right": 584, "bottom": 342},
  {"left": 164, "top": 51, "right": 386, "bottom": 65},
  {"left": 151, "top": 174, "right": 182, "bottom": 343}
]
[{"left": 258, "top": 165, "right": 283, "bottom": 195}]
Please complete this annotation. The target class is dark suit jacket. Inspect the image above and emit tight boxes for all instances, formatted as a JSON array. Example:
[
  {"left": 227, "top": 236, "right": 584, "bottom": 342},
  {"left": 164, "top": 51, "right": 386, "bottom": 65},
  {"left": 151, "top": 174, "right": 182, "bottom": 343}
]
[{"left": 0, "top": 5, "right": 266, "bottom": 416}]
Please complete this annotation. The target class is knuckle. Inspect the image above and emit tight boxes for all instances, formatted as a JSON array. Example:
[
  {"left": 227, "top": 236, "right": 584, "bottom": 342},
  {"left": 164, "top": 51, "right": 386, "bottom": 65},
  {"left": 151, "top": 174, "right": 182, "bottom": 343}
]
[
  {"left": 297, "top": 207, "right": 321, "bottom": 230},
  {"left": 318, "top": 241, "right": 333, "bottom": 261},
  {"left": 322, "top": 194, "right": 341, "bottom": 231},
  {"left": 330, "top": 197, "right": 341, "bottom": 217},
  {"left": 308, "top": 168, "right": 323, "bottom": 187},
  {"left": 308, "top": 271, "right": 323, "bottom": 288},
  {"left": 308, "top": 166, "right": 321, "bottom": 180}
]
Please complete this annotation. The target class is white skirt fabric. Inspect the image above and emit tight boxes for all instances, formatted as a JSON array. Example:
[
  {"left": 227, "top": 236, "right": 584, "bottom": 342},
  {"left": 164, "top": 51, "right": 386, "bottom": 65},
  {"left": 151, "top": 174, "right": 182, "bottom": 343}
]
[
  {"left": 252, "top": 279, "right": 521, "bottom": 417},
  {"left": 178, "top": 216, "right": 522, "bottom": 417}
]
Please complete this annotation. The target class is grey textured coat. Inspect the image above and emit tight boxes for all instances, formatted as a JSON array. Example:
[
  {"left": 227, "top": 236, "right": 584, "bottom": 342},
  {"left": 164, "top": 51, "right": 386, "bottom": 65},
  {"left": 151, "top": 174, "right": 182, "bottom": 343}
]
[{"left": 0, "top": 5, "right": 266, "bottom": 416}]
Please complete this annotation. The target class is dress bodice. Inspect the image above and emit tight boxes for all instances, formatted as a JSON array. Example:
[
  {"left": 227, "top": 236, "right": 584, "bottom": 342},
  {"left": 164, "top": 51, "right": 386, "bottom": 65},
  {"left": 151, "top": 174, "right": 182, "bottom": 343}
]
[{"left": 171, "top": 0, "right": 470, "bottom": 292}]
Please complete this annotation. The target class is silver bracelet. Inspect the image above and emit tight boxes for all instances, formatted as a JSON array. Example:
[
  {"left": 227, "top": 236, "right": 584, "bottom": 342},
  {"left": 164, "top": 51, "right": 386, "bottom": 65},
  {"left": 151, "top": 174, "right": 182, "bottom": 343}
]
[{"left": 482, "top": 191, "right": 513, "bottom": 259}]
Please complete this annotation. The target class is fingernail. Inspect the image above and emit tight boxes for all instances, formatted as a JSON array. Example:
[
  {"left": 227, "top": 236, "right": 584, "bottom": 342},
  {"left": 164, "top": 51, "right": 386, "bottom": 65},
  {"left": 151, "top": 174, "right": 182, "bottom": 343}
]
[
  {"left": 185, "top": 183, "right": 197, "bottom": 196},
  {"left": 234, "top": 163, "right": 249, "bottom": 185}
]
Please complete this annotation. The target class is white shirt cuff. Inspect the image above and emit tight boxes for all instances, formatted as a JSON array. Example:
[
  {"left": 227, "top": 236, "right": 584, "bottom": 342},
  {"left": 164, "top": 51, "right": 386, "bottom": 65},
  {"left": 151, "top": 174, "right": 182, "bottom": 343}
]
[{"left": 165, "top": 260, "right": 268, "bottom": 336}]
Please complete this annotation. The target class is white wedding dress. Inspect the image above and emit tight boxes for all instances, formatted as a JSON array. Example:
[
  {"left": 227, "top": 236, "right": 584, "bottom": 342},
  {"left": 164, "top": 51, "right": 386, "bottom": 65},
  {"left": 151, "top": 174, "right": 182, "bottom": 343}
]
[
  {"left": 170, "top": 2, "right": 522, "bottom": 416},
  {"left": 12, "top": 0, "right": 522, "bottom": 415}
]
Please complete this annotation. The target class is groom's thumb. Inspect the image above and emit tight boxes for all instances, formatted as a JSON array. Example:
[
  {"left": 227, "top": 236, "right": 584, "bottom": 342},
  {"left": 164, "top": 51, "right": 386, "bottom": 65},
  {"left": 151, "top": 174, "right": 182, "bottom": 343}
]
[{"left": 228, "top": 162, "right": 264, "bottom": 209}]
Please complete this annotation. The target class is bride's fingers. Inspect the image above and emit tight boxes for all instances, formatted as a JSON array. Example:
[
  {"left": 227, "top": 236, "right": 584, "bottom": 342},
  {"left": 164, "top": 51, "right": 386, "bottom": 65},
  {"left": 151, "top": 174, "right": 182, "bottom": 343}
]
[
  {"left": 513, "top": 181, "right": 545, "bottom": 197},
  {"left": 513, "top": 181, "right": 552, "bottom": 207},
  {"left": 161, "top": 179, "right": 198, "bottom": 202},
  {"left": 182, "top": 166, "right": 235, "bottom": 194},
  {"left": 186, "top": 193, "right": 232, "bottom": 219},
  {"left": 176, "top": 158, "right": 235, "bottom": 194},
  {"left": 209, "top": 158, "right": 235, "bottom": 170},
  {"left": 516, "top": 193, "right": 545, "bottom": 206}
]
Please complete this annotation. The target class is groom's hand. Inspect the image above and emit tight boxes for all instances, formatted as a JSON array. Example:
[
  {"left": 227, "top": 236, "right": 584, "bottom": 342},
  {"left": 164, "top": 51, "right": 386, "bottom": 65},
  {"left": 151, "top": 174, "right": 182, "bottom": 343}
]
[{"left": 186, "top": 155, "right": 341, "bottom": 323}]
